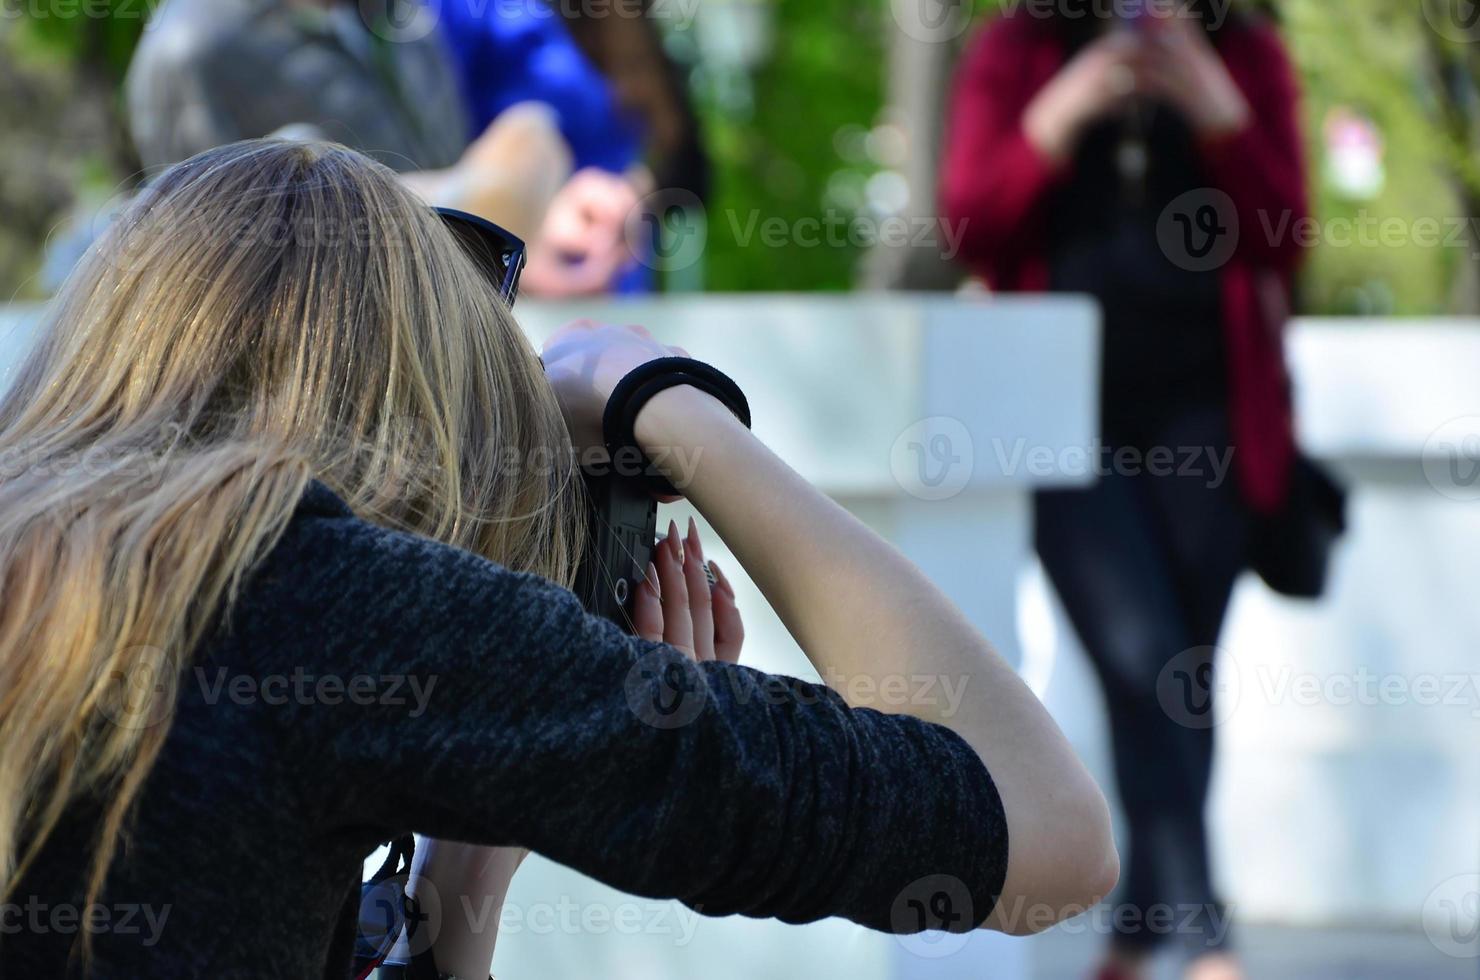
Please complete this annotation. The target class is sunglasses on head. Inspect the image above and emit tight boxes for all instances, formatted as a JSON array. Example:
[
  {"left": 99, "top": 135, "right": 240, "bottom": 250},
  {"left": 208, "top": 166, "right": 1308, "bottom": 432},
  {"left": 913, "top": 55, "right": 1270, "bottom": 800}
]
[{"left": 434, "top": 207, "right": 527, "bottom": 306}]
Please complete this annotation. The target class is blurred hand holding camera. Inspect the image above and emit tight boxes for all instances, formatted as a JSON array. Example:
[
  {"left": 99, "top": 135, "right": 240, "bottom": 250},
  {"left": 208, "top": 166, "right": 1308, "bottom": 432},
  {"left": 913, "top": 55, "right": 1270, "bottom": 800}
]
[
  {"left": 1133, "top": 13, "right": 1253, "bottom": 139},
  {"left": 1024, "top": 32, "right": 1144, "bottom": 163},
  {"left": 1024, "top": 9, "right": 1252, "bottom": 164}
]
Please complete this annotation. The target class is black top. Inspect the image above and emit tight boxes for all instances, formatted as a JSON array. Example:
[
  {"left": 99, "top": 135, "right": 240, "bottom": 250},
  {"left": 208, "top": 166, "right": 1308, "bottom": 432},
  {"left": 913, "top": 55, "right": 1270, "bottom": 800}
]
[
  {"left": 4, "top": 482, "right": 1008, "bottom": 978},
  {"left": 1047, "top": 101, "right": 1226, "bottom": 438}
]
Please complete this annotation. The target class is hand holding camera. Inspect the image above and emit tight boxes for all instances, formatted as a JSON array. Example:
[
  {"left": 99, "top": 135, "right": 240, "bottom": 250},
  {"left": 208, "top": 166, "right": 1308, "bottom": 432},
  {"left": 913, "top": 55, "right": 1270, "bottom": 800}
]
[
  {"left": 540, "top": 320, "right": 689, "bottom": 460},
  {"left": 633, "top": 517, "right": 744, "bottom": 663}
]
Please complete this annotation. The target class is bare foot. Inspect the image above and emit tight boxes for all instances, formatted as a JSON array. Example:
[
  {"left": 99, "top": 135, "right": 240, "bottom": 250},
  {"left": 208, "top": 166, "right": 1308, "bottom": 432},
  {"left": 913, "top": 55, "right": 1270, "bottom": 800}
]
[{"left": 1184, "top": 951, "right": 1244, "bottom": 980}]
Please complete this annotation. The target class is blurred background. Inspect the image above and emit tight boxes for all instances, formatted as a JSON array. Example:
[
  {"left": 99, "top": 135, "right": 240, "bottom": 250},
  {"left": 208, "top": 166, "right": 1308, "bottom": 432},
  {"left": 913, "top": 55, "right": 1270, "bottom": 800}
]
[
  {"left": 11, "top": 0, "right": 1480, "bottom": 308},
  {"left": 2, "top": 1, "right": 1479, "bottom": 978}
]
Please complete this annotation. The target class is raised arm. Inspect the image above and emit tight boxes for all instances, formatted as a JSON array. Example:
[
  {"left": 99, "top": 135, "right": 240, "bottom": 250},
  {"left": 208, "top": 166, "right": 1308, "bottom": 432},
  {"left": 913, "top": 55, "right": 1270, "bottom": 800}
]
[
  {"left": 543, "top": 324, "right": 1119, "bottom": 932},
  {"left": 635, "top": 385, "right": 1117, "bottom": 934},
  {"left": 942, "top": 20, "right": 1137, "bottom": 279},
  {"left": 256, "top": 504, "right": 1018, "bottom": 933}
]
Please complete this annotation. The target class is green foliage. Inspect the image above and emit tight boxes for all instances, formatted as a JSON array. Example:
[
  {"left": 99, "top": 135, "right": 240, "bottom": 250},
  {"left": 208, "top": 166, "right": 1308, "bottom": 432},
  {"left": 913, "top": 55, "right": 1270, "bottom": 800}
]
[
  {"left": 685, "top": 0, "right": 889, "bottom": 291},
  {"left": 11, "top": 0, "right": 146, "bottom": 82},
  {"left": 685, "top": 0, "right": 1480, "bottom": 311},
  {"left": 5, "top": 0, "right": 1480, "bottom": 311},
  {"left": 1281, "top": 0, "right": 1463, "bottom": 314}
]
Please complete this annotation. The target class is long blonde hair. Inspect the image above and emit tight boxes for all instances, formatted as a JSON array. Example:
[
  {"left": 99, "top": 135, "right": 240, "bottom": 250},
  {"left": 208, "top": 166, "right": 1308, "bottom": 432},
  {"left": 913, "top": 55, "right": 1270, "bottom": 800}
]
[{"left": 0, "top": 139, "right": 584, "bottom": 922}]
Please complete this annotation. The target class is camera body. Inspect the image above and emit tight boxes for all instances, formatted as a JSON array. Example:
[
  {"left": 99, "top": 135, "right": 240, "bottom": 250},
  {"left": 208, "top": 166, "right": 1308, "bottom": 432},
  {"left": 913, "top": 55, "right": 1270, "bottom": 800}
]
[{"left": 573, "top": 468, "right": 659, "bottom": 630}]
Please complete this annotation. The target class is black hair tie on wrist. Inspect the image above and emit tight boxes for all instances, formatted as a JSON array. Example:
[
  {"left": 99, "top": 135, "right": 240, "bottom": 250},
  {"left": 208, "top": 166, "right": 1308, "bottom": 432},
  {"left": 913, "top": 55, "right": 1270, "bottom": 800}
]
[{"left": 602, "top": 356, "right": 751, "bottom": 496}]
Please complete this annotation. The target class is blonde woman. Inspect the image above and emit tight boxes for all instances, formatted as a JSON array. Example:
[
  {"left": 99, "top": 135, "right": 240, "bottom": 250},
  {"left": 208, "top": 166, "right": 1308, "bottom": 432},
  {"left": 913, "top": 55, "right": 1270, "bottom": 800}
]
[{"left": 0, "top": 140, "right": 1116, "bottom": 979}]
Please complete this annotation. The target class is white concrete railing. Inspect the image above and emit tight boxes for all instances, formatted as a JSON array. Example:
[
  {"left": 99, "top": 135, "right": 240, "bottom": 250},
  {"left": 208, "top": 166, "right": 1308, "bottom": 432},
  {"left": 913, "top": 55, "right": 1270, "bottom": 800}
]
[
  {"left": 2, "top": 299, "right": 1477, "bottom": 975},
  {"left": 516, "top": 303, "right": 1480, "bottom": 954}
]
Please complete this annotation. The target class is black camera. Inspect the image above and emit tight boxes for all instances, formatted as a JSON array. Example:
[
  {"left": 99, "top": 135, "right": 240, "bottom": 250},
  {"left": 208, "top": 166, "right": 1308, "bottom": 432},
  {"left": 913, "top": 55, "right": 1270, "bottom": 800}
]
[
  {"left": 435, "top": 209, "right": 747, "bottom": 633},
  {"left": 573, "top": 466, "right": 659, "bottom": 631}
]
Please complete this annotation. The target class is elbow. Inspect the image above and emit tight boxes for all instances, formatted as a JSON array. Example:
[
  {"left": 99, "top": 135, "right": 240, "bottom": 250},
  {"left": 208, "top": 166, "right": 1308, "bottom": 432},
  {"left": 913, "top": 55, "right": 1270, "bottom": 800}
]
[
  {"left": 988, "top": 782, "right": 1120, "bottom": 936},
  {"left": 1070, "top": 795, "right": 1121, "bottom": 920}
]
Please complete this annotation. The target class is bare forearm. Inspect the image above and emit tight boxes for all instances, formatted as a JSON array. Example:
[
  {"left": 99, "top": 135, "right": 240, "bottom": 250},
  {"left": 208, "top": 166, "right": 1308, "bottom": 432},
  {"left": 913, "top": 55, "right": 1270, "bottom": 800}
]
[
  {"left": 409, "top": 839, "right": 525, "bottom": 977},
  {"left": 636, "top": 387, "right": 1118, "bottom": 928}
]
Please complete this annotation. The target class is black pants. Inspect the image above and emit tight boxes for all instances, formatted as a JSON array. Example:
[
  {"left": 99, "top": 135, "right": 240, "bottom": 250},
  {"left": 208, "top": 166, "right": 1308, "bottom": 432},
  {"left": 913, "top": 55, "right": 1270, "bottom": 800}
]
[{"left": 1033, "top": 403, "right": 1248, "bottom": 957}]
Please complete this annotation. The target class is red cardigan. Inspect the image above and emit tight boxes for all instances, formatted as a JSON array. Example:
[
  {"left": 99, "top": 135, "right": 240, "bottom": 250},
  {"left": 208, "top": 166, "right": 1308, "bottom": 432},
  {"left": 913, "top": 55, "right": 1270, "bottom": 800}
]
[{"left": 940, "top": 13, "right": 1309, "bottom": 514}]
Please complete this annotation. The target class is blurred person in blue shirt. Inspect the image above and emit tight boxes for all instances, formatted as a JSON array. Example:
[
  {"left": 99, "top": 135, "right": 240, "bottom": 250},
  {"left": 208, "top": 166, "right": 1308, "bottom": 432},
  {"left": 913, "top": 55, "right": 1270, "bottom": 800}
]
[
  {"left": 124, "top": 0, "right": 659, "bottom": 297},
  {"left": 438, "top": 0, "right": 710, "bottom": 291},
  {"left": 440, "top": 0, "right": 643, "bottom": 175}
]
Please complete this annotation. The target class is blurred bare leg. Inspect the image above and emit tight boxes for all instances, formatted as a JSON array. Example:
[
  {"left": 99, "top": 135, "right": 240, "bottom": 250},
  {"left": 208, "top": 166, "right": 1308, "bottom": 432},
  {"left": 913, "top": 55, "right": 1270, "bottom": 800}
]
[{"left": 1184, "top": 951, "right": 1245, "bottom": 980}]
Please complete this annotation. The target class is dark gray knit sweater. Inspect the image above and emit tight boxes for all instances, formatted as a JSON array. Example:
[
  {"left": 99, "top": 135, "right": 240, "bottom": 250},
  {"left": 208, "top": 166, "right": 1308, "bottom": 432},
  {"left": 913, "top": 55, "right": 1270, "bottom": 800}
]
[{"left": 3, "top": 482, "right": 1008, "bottom": 978}]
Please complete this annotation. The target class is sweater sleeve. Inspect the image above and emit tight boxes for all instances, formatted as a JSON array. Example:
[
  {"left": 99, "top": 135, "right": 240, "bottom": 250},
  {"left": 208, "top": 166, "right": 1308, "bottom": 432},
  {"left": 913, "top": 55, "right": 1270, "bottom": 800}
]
[
  {"left": 1197, "top": 23, "right": 1310, "bottom": 271},
  {"left": 940, "top": 17, "right": 1067, "bottom": 279},
  {"left": 244, "top": 508, "right": 1009, "bottom": 934}
]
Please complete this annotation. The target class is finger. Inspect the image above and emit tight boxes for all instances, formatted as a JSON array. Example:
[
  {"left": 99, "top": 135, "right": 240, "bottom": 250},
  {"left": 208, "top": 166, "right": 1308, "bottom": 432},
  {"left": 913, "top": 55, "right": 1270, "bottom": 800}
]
[
  {"left": 1131, "top": 61, "right": 1177, "bottom": 94},
  {"left": 543, "top": 318, "right": 599, "bottom": 351},
  {"left": 682, "top": 517, "right": 715, "bottom": 662},
  {"left": 631, "top": 561, "right": 664, "bottom": 643},
  {"left": 655, "top": 520, "right": 694, "bottom": 656},
  {"left": 709, "top": 560, "right": 744, "bottom": 664}
]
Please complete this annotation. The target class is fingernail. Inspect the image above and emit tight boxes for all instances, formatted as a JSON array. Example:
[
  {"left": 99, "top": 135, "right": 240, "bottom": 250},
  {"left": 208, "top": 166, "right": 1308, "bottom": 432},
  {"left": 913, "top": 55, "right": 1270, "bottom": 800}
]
[
  {"left": 667, "top": 520, "right": 683, "bottom": 562},
  {"left": 645, "top": 561, "right": 660, "bottom": 596},
  {"left": 687, "top": 516, "right": 703, "bottom": 560},
  {"left": 709, "top": 560, "right": 735, "bottom": 598}
]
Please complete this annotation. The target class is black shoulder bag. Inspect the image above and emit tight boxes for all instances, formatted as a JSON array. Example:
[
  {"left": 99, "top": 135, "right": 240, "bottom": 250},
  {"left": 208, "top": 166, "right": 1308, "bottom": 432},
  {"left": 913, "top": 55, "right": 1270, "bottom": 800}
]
[{"left": 1247, "top": 453, "right": 1347, "bottom": 599}]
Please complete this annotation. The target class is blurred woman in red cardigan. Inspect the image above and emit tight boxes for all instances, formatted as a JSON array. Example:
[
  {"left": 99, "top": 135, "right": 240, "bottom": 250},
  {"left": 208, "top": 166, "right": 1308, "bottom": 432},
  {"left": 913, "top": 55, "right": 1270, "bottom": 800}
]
[{"left": 942, "top": 2, "right": 1307, "bottom": 979}]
